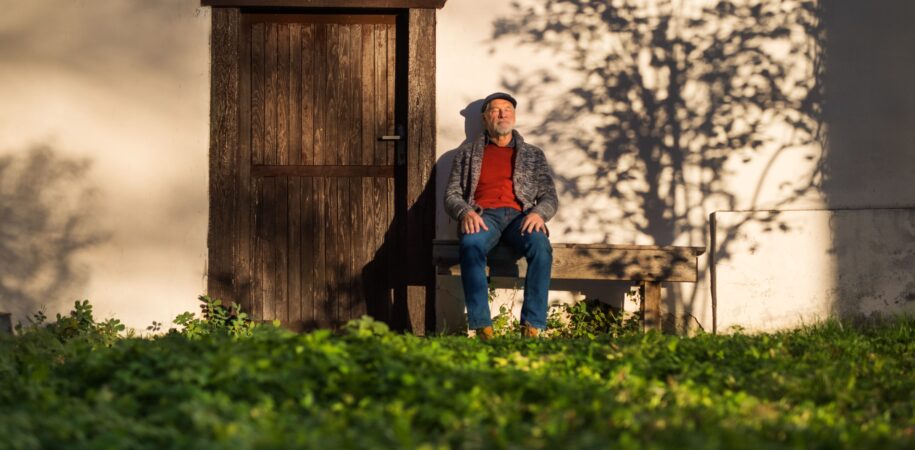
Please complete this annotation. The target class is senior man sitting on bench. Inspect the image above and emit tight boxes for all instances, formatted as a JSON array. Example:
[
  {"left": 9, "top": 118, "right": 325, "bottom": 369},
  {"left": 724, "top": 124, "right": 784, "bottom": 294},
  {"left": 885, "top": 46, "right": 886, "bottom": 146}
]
[{"left": 443, "top": 92, "right": 559, "bottom": 339}]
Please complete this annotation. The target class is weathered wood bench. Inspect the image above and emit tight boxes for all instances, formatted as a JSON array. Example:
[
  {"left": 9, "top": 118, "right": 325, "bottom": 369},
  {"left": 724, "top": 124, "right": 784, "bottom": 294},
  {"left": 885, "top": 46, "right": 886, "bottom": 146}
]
[{"left": 432, "top": 240, "right": 705, "bottom": 332}]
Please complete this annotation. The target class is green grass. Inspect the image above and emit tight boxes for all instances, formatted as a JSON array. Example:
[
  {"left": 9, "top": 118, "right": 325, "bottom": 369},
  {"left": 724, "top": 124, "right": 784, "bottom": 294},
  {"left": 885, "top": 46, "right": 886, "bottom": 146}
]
[{"left": 1, "top": 301, "right": 913, "bottom": 450}]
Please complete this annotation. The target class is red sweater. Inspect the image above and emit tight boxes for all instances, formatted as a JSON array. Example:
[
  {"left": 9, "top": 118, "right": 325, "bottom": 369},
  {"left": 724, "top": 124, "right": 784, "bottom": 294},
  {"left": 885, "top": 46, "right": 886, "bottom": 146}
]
[{"left": 474, "top": 143, "right": 522, "bottom": 210}]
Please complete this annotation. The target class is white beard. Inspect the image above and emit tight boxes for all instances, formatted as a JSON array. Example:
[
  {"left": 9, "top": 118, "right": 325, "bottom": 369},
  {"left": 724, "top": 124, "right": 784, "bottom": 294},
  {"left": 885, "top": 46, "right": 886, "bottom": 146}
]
[{"left": 493, "top": 123, "right": 513, "bottom": 136}]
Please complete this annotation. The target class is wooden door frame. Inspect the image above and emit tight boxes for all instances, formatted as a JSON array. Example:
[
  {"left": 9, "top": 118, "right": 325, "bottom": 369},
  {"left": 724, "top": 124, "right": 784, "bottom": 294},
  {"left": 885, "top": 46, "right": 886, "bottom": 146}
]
[
  {"left": 202, "top": 0, "right": 446, "bottom": 8},
  {"left": 205, "top": 2, "right": 442, "bottom": 334}
]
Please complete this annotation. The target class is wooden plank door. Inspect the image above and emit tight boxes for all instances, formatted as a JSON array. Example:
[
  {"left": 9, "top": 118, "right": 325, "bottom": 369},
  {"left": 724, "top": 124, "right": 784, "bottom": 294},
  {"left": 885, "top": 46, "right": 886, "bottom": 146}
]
[{"left": 242, "top": 13, "right": 400, "bottom": 329}]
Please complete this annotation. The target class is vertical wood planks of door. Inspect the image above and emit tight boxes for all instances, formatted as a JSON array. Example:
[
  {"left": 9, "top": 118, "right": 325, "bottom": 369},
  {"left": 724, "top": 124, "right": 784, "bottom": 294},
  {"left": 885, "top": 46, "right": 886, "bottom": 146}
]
[
  {"left": 286, "top": 23, "right": 302, "bottom": 325},
  {"left": 299, "top": 23, "right": 317, "bottom": 327},
  {"left": 237, "top": 9, "right": 256, "bottom": 319}
]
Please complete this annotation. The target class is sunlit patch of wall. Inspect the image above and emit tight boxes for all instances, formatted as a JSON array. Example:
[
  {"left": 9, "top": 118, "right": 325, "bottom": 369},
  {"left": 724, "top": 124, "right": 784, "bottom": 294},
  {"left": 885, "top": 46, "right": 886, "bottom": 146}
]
[{"left": 0, "top": 1, "right": 211, "bottom": 330}]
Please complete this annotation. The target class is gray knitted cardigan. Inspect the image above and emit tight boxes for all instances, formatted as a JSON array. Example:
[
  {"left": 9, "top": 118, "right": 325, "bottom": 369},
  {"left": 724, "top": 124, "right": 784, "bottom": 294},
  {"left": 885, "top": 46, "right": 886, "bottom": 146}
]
[{"left": 444, "top": 130, "right": 559, "bottom": 222}]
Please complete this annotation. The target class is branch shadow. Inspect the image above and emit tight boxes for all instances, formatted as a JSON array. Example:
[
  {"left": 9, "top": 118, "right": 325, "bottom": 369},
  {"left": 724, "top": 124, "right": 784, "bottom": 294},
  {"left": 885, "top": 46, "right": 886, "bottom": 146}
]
[{"left": 0, "top": 146, "right": 108, "bottom": 325}]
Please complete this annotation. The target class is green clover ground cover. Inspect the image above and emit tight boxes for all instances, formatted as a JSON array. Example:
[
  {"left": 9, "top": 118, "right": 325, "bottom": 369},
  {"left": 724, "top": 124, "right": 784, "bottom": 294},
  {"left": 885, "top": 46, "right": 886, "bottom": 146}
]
[{"left": 1, "top": 301, "right": 913, "bottom": 450}]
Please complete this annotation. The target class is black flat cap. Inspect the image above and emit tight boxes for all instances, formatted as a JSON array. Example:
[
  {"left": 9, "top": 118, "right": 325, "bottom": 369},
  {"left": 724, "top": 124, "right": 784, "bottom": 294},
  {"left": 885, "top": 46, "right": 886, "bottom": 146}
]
[{"left": 481, "top": 92, "right": 517, "bottom": 112}]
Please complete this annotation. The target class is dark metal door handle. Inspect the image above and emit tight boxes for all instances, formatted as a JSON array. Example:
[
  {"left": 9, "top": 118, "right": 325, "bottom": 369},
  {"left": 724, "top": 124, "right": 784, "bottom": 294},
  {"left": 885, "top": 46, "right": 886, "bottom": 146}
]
[{"left": 380, "top": 125, "right": 406, "bottom": 166}]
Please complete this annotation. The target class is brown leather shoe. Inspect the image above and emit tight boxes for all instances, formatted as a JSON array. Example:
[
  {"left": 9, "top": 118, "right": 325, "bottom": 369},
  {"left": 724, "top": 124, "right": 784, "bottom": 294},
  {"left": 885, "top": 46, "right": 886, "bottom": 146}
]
[
  {"left": 521, "top": 324, "right": 541, "bottom": 338},
  {"left": 477, "top": 326, "right": 494, "bottom": 341}
]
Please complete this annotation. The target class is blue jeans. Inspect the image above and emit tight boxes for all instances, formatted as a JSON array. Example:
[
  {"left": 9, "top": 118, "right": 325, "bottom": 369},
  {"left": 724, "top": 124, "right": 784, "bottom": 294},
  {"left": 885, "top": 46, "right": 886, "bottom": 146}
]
[{"left": 459, "top": 207, "right": 552, "bottom": 330}]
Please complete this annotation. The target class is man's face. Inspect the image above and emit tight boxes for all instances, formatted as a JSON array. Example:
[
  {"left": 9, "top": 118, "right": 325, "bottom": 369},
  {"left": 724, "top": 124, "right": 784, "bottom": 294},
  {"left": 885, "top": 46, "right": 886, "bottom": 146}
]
[{"left": 483, "top": 99, "right": 516, "bottom": 137}]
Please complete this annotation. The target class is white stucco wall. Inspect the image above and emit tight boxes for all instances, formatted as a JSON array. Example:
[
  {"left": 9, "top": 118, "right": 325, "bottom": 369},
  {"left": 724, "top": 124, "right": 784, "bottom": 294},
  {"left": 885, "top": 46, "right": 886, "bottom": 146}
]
[
  {"left": 0, "top": 1, "right": 211, "bottom": 330},
  {"left": 821, "top": 2, "right": 915, "bottom": 211}
]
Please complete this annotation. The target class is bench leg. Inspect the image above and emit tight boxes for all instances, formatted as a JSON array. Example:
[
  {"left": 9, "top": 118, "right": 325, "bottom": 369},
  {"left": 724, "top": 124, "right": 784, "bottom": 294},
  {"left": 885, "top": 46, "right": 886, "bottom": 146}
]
[{"left": 641, "top": 281, "right": 662, "bottom": 332}]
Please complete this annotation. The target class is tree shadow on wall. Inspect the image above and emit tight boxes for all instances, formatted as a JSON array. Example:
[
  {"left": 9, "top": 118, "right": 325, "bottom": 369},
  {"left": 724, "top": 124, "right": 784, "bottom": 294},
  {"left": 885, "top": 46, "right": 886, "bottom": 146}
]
[
  {"left": 0, "top": 146, "right": 108, "bottom": 324},
  {"left": 492, "top": 0, "right": 827, "bottom": 329}
]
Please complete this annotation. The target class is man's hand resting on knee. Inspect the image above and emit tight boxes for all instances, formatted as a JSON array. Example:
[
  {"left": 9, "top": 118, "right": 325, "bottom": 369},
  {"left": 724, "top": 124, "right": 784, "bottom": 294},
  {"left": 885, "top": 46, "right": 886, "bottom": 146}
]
[
  {"left": 520, "top": 213, "right": 546, "bottom": 234},
  {"left": 461, "top": 211, "right": 489, "bottom": 234}
]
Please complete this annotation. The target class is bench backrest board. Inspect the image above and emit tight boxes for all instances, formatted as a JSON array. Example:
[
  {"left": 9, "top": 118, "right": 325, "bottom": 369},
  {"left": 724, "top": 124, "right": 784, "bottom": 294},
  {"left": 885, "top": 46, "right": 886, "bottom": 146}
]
[{"left": 433, "top": 240, "right": 705, "bottom": 283}]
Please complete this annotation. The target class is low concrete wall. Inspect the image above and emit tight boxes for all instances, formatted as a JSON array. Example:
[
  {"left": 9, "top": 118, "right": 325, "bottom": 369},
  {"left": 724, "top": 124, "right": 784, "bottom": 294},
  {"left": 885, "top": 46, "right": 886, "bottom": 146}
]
[{"left": 711, "top": 208, "right": 915, "bottom": 332}]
